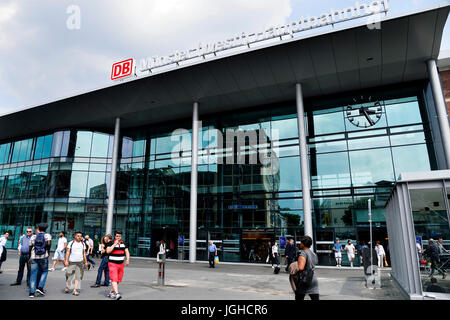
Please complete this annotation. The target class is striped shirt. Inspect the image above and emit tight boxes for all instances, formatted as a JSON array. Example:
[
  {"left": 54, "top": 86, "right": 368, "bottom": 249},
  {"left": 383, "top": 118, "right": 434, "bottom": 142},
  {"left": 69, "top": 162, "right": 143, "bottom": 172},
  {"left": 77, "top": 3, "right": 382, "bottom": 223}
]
[{"left": 107, "top": 240, "right": 127, "bottom": 264}]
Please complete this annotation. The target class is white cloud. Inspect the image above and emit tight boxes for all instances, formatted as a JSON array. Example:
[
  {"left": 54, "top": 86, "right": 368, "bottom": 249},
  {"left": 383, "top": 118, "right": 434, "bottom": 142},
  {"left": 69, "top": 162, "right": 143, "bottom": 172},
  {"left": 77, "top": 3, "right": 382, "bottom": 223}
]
[{"left": 0, "top": 0, "right": 292, "bottom": 112}]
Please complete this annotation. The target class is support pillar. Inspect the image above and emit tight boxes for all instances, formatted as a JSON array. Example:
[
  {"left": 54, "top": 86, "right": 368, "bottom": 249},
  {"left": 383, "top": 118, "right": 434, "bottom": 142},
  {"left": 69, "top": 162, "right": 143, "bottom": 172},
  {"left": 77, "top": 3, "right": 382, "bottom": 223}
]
[
  {"left": 427, "top": 59, "right": 450, "bottom": 169},
  {"left": 296, "top": 83, "right": 313, "bottom": 239},
  {"left": 189, "top": 102, "right": 199, "bottom": 263},
  {"left": 106, "top": 117, "right": 120, "bottom": 235}
]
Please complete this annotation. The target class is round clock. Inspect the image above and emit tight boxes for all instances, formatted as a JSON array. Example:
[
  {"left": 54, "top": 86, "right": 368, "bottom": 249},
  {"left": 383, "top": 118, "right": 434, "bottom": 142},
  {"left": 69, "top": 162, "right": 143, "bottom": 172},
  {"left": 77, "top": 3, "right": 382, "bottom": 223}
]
[{"left": 346, "top": 96, "right": 383, "bottom": 128}]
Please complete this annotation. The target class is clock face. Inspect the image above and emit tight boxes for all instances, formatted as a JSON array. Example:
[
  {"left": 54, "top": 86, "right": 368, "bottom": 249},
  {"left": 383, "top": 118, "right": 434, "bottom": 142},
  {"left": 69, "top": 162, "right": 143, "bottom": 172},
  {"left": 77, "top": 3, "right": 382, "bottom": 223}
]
[{"left": 346, "top": 96, "right": 383, "bottom": 128}]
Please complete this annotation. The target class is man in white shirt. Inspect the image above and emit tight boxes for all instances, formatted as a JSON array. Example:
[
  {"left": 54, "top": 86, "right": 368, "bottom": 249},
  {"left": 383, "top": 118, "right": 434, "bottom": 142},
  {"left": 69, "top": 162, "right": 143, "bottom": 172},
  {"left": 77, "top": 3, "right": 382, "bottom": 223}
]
[
  {"left": 49, "top": 231, "right": 67, "bottom": 272},
  {"left": 0, "top": 231, "right": 10, "bottom": 273},
  {"left": 345, "top": 240, "right": 356, "bottom": 267},
  {"left": 64, "top": 232, "right": 88, "bottom": 296}
]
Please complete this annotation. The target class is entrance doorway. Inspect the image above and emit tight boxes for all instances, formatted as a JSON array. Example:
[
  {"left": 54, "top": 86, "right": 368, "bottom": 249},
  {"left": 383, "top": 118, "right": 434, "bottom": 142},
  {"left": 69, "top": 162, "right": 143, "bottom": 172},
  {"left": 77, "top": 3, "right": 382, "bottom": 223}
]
[
  {"left": 150, "top": 228, "right": 178, "bottom": 259},
  {"left": 241, "top": 230, "right": 274, "bottom": 263},
  {"left": 315, "top": 228, "right": 335, "bottom": 266},
  {"left": 357, "top": 226, "right": 389, "bottom": 264}
]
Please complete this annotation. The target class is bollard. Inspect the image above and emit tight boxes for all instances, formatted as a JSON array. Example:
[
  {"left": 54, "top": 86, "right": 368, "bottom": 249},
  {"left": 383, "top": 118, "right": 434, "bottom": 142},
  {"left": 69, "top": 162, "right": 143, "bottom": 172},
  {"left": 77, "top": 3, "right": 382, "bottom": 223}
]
[
  {"left": 158, "top": 262, "right": 165, "bottom": 285},
  {"left": 157, "top": 252, "right": 166, "bottom": 285}
]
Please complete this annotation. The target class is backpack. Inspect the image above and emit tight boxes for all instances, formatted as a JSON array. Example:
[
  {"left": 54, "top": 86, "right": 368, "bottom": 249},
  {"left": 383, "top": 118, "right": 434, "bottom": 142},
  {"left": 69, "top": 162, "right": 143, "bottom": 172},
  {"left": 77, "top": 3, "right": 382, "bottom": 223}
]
[{"left": 34, "top": 233, "right": 47, "bottom": 256}]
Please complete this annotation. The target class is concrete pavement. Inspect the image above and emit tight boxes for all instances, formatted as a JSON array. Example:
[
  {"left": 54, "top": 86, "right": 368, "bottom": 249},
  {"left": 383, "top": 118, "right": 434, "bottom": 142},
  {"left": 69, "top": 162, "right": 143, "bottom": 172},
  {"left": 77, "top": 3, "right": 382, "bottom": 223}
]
[{"left": 0, "top": 253, "right": 404, "bottom": 300}]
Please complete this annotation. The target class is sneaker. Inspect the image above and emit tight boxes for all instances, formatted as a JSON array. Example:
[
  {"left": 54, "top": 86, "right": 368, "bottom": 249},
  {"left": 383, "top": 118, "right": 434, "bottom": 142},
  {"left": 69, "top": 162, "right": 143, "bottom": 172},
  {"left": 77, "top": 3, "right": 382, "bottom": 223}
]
[
  {"left": 101, "top": 283, "right": 109, "bottom": 286},
  {"left": 29, "top": 294, "right": 34, "bottom": 298},
  {"left": 36, "top": 288, "right": 45, "bottom": 296},
  {"left": 271, "top": 266, "right": 275, "bottom": 269},
  {"left": 115, "top": 293, "right": 122, "bottom": 300},
  {"left": 61, "top": 267, "right": 67, "bottom": 272},
  {"left": 87, "top": 264, "right": 91, "bottom": 271},
  {"left": 48, "top": 268, "right": 55, "bottom": 272},
  {"left": 90, "top": 284, "right": 101, "bottom": 288},
  {"left": 107, "top": 292, "right": 116, "bottom": 299},
  {"left": 10, "top": 282, "right": 21, "bottom": 286}
]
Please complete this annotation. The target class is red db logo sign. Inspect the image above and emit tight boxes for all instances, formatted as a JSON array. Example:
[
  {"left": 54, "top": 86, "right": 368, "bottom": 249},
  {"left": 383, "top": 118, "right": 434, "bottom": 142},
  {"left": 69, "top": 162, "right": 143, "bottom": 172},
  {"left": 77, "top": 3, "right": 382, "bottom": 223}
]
[{"left": 111, "top": 58, "right": 134, "bottom": 80}]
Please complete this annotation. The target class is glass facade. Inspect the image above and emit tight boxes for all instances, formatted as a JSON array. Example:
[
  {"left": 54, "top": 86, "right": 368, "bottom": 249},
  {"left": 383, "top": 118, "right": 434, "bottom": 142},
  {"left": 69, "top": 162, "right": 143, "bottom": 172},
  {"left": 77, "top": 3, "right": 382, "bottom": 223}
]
[{"left": 0, "top": 88, "right": 439, "bottom": 265}]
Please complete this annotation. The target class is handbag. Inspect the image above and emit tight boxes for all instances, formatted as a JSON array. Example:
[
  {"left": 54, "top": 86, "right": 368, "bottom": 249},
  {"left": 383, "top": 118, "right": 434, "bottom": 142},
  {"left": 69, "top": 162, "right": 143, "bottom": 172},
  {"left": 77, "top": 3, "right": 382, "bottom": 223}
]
[
  {"left": 384, "top": 256, "right": 388, "bottom": 267},
  {"left": 214, "top": 256, "right": 219, "bottom": 264}
]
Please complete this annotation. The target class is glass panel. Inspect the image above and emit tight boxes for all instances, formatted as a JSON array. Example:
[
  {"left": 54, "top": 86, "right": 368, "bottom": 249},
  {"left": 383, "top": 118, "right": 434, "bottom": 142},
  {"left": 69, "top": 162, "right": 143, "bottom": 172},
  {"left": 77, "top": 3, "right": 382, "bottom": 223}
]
[
  {"left": 312, "top": 108, "right": 345, "bottom": 135},
  {"left": 91, "top": 132, "right": 109, "bottom": 158},
  {"left": 74, "top": 131, "right": 92, "bottom": 157},
  {"left": 34, "top": 137, "right": 44, "bottom": 160},
  {"left": 278, "top": 157, "right": 301, "bottom": 192},
  {"left": 390, "top": 132, "right": 426, "bottom": 146},
  {"left": 392, "top": 145, "right": 431, "bottom": 178},
  {"left": 349, "top": 148, "right": 394, "bottom": 186},
  {"left": 410, "top": 187, "right": 450, "bottom": 294},
  {"left": 69, "top": 171, "right": 88, "bottom": 197},
  {"left": 312, "top": 140, "right": 347, "bottom": 153},
  {"left": 0, "top": 143, "right": 10, "bottom": 164},
  {"left": 271, "top": 117, "right": 298, "bottom": 140},
  {"left": 87, "top": 172, "right": 106, "bottom": 199},
  {"left": 42, "top": 135, "right": 53, "bottom": 158},
  {"left": 385, "top": 101, "right": 422, "bottom": 126},
  {"left": 311, "top": 152, "right": 351, "bottom": 189},
  {"left": 347, "top": 136, "right": 390, "bottom": 151}
]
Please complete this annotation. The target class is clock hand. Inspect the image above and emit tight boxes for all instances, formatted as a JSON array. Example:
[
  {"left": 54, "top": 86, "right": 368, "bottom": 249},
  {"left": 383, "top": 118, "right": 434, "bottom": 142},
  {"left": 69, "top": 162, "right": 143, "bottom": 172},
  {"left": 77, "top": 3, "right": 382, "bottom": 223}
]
[{"left": 361, "top": 108, "right": 375, "bottom": 126}]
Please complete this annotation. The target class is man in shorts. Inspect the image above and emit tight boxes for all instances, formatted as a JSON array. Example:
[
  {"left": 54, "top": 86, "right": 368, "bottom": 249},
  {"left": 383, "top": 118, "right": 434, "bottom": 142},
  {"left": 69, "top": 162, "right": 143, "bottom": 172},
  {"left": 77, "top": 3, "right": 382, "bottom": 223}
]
[
  {"left": 49, "top": 231, "right": 67, "bottom": 271},
  {"left": 106, "top": 231, "right": 130, "bottom": 300},
  {"left": 64, "top": 232, "right": 88, "bottom": 296},
  {"left": 345, "top": 240, "right": 356, "bottom": 267},
  {"left": 333, "top": 239, "right": 343, "bottom": 268}
]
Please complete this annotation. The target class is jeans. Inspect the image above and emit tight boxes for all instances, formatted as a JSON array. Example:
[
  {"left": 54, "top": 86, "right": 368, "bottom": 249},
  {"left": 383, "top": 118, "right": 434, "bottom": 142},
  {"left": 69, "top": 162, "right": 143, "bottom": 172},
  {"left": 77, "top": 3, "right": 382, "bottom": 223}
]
[
  {"left": 86, "top": 253, "right": 95, "bottom": 265},
  {"left": 29, "top": 258, "right": 49, "bottom": 294},
  {"left": 95, "top": 257, "right": 110, "bottom": 285},
  {"left": 209, "top": 252, "right": 216, "bottom": 267},
  {"left": 16, "top": 253, "right": 31, "bottom": 285}
]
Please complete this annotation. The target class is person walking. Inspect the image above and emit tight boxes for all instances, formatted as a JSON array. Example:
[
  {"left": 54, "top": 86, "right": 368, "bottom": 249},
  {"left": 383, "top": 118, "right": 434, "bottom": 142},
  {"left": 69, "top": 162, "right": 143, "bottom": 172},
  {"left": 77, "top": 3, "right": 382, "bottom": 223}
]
[
  {"left": 28, "top": 223, "right": 52, "bottom": 298},
  {"left": 437, "top": 237, "right": 450, "bottom": 254},
  {"left": 285, "top": 238, "right": 296, "bottom": 272},
  {"left": 375, "top": 241, "right": 386, "bottom": 269},
  {"left": 333, "top": 239, "right": 343, "bottom": 268},
  {"left": 91, "top": 234, "right": 112, "bottom": 288},
  {"left": 424, "top": 238, "right": 446, "bottom": 279},
  {"left": 266, "top": 241, "right": 272, "bottom": 264},
  {"left": 49, "top": 231, "right": 67, "bottom": 272},
  {"left": 208, "top": 240, "right": 217, "bottom": 268},
  {"left": 272, "top": 241, "right": 280, "bottom": 268},
  {"left": 295, "top": 236, "right": 319, "bottom": 301},
  {"left": 0, "top": 231, "right": 10, "bottom": 273},
  {"left": 359, "top": 241, "right": 368, "bottom": 267},
  {"left": 10, "top": 227, "right": 33, "bottom": 286},
  {"left": 106, "top": 231, "right": 130, "bottom": 300},
  {"left": 345, "top": 240, "right": 356, "bottom": 268},
  {"left": 84, "top": 235, "right": 95, "bottom": 270},
  {"left": 93, "top": 235, "right": 100, "bottom": 258},
  {"left": 64, "top": 232, "right": 88, "bottom": 296}
]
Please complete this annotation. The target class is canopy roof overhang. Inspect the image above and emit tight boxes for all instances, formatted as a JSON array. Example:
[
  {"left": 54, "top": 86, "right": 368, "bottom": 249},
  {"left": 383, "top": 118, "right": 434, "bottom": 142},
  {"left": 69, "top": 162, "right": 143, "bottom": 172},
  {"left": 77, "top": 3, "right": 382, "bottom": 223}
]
[{"left": 1, "top": 3, "right": 449, "bottom": 141}]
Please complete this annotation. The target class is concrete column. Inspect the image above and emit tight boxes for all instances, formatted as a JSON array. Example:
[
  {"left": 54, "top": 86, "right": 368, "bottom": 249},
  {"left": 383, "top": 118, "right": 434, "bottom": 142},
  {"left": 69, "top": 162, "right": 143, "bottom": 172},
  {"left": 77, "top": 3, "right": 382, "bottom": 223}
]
[
  {"left": 427, "top": 59, "right": 450, "bottom": 169},
  {"left": 296, "top": 83, "right": 313, "bottom": 239},
  {"left": 106, "top": 117, "right": 120, "bottom": 235},
  {"left": 189, "top": 102, "right": 199, "bottom": 263}
]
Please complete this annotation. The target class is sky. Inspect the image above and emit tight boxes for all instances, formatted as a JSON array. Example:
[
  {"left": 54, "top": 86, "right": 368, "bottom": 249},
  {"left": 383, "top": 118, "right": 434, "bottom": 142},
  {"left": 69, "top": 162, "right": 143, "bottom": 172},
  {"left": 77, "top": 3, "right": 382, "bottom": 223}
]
[{"left": 0, "top": 0, "right": 448, "bottom": 115}]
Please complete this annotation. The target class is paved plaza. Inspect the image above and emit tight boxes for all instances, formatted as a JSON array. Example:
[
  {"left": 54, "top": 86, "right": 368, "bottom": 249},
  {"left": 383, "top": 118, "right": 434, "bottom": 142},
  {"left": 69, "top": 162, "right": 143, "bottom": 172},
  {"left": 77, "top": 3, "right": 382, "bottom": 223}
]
[{"left": 0, "top": 253, "right": 404, "bottom": 300}]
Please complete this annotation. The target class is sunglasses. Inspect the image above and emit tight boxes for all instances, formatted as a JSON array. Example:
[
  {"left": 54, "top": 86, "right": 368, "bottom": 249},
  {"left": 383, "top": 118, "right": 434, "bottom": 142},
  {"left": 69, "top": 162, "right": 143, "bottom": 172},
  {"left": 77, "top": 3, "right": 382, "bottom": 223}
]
[{"left": 26, "top": 231, "right": 32, "bottom": 233}]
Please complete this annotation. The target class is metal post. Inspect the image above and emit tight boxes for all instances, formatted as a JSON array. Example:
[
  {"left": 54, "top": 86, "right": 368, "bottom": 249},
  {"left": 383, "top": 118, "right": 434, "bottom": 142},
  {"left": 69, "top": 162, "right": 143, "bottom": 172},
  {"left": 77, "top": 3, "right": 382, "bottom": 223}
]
[
  {"left": 296, "top": 83, "right": 313, "bottom": 239},
  {"left": 158, "top": 262, "right": 165, "bottom": 285},
  {"left": 369, "top": 199, "right": 373, "bottom": 270},
  {"left": 106, "top": 117, "right": 120, "bottom": 235},
  {"left": 427, "top": 59, "right": 450, "bottom": 169},
  {"left": 189, "top": 102, "right": 199, "bottom": 263}
]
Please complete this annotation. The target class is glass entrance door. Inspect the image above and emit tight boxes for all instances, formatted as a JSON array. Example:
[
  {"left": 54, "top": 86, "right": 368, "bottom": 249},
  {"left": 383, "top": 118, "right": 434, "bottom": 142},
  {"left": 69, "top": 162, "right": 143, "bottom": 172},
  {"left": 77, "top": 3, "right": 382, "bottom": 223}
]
[{"left": 315, "top": 227, "right": 335, "bottom": 266}]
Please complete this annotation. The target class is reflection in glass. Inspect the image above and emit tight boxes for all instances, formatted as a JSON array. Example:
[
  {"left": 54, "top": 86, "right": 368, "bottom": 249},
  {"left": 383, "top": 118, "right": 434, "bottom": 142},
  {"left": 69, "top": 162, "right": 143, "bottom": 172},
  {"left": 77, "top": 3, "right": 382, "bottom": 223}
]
[
  {"left": 311, "top": 152, "right": 351, "bottom": 189},
  {"left": 392, "top": 145, "right": 431, "bottom": 178},
  {"left": 75, "top": 131, "right": 92, "bottom": 157},
  {"left": 349, "top": 148, "right": 394, "bottom": 186}
]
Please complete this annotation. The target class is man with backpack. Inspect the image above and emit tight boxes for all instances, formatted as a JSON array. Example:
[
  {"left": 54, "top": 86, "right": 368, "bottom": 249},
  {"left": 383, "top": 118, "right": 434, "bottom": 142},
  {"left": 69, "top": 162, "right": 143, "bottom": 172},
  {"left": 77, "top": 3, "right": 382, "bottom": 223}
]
[
  {"left": 28, "top": 223, "right": 52, "bottom": 298},
  {"left": 64, "top": 232, "right": 88, "bottom": 296}
]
